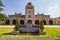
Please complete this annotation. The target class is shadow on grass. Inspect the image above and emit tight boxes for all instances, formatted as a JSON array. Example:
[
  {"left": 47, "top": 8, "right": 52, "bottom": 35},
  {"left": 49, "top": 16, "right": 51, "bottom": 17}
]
[
  {"left": 2, "top": 32, "right": 46, "bottom": 36},
  {"left": 2, "top": 33, "right": 40, "bottom": 36},
  {"left": 2, "top": 32, "right": 14, "bottom": 35}
]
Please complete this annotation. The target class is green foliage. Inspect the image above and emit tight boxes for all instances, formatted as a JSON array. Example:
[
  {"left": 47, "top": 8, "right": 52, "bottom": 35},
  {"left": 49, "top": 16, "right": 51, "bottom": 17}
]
[
  {"left": 0, "top": 8, "right": 3, "bottom": 12},
  {"left": 0, "top": 13, "right": 7, "bottom": 21},
  {"left": 0, "top": 0, "right": 4, "bottom": 12},
  {"left": 39, "top": 20, "right": 44, "bottom": 31},
  {"left": 14, "top": 20, "right": 20, "bottom": 31},
  {"left": 0, "top": 0, "right": 4, "bottom": 6}
]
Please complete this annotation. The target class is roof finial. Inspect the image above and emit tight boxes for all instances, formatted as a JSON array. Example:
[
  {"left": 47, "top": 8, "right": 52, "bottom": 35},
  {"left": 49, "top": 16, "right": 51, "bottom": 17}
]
[{"left": 28, "top": 2, "right": 31, "bottom": 5}]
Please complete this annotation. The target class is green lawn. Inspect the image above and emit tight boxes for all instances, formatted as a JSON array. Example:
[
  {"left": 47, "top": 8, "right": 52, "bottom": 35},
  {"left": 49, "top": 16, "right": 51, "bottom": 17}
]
[{"left": 0, "top": 26, "right": 60, "bottom": 38}]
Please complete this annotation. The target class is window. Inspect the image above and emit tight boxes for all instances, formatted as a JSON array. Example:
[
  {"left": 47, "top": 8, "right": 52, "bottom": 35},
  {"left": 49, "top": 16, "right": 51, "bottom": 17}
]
[
  {"left": 28, "top": 11, "right": 31, "bottom": 15},
  {"left": 28, "top": 11, "right": 31, "bottom": 18}
]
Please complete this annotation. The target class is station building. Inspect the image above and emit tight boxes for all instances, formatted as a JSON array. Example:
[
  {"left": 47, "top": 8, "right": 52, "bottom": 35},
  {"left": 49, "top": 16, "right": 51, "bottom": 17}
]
[{"left": 5, "top": 2, "right": 60, "bottom": 25}]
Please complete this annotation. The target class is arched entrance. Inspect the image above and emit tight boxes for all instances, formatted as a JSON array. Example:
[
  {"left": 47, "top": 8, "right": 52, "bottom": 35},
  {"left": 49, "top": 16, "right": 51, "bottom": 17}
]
[
  {"left": 35, "top": 20, "right": 39, "bottom": 25},
  {"left": 13, "top": 20, "right": 16, "bottom": 25},
  {"left": 27, "top": 20, "right": 32, "bottom": 23},
  {"left": 20, "top": 20, "right": 24, "bottom": 25},
  {"left": 5, "top": 20, "right": 10, "bottom": 25},
  {"left": 43, "top": 20, "right": 46, "bottom": 25},
  {"left": 49, "top": 20, "right": 53, "bottom": 25}
]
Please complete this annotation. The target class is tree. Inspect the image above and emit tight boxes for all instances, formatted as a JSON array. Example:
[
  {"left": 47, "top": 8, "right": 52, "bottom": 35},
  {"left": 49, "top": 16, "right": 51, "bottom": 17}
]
[
  {"left": 14, "top": 20, "right": 20, "bottom": 31},
  {"left": 0, "top": 0, "right": 7, "bottom": 25},
  {"left": 12, "top": 20, "right": 20, "bottom": 35},
  {"left": 0, "top": 13, "right": 7, "bottom": 25},
  {"left": 0, "top": 0, "right": 4, "bottom": 12},
  {"left": 39, "top": 20, "right": 44, "bottom": 32},
  {"left": 0, "top": 13, "right": 7, "bottom": 21},
  {"left": 0, "top": 0, "right": 6, "bottom": 21}
]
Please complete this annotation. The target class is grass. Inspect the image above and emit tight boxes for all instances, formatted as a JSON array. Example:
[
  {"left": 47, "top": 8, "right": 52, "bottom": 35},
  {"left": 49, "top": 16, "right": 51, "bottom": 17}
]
[
  {"left": 0, "top": 25, "right": 60, "bottom": 38},
  {"left": 44, "top": 27, "right": 60, "bottom": 38}
]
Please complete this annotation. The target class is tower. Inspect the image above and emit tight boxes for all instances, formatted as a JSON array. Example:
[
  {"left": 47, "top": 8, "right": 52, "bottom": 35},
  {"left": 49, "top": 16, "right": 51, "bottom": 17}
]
[{"left": 25, "top": 2, "right": 35, "bottom": 25}]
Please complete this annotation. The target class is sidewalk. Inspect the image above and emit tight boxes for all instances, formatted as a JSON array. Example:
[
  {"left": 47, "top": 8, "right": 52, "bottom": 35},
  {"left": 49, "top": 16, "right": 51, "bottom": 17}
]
[
  {"left": 0, "top": 25, "right": 60, "bottom": 27},
  {"left": 0, "top": 38, "right": 59, "bottom": 40}
]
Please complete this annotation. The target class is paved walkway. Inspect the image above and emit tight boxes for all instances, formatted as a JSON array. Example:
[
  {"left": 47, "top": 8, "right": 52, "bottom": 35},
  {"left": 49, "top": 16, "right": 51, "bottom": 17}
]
[
  {"left": 0, "top": 25, "right": 15, "bottom": 27},
  {"left": 0, "top": 38, "right": 60, "bottom": 40},
  {"left": 0, "top": 25, "right": 60, "bottom": 27},
  {"left": 44, "top": 25, "right": 60, "bottom": 27}
]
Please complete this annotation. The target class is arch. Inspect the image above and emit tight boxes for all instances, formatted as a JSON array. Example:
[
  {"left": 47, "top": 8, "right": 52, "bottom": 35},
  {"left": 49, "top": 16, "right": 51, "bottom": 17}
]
[
  {"left": 35, "top": 20, "right": 39, "bottom": 25},
  {"left": 5, "top": 20, "right": 10, "bottom": 25},
  {"left": 20, "top": 20, "right": 24, "bottom": 25},
  {"left": 13, "top": 20, "right": 16, "bottom": 25},
  {"left": 27, "top": 20, "right": 32, "bottom": 23},
  {"left": 49, "top": 20, "right": 53, "bottom": 25},
  {"left": 43, "top": 20, "right": 46, "bottom": 25}
]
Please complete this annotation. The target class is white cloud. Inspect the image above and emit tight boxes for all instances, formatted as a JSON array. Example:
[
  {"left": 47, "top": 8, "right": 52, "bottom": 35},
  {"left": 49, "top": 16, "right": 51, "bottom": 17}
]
[{"left": 47, "top": 4, "right": 60, "bottom": 18}]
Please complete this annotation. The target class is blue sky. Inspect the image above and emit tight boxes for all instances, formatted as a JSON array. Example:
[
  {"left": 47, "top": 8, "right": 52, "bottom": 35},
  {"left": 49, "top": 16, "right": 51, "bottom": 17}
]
[{"left": 2, "top": 0, "right": 60, "bottom": 18}]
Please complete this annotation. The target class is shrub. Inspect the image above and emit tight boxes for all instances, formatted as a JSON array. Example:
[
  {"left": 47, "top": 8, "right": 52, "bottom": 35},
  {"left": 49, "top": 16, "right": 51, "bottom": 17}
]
[
  {"left": 39, "top": 20, "right": 44, "bottom": 32},
  {"left": 14, "top": 20, "right": 20, "bottom": 31},
  {"left": 0, "top": 14, "right": 7, "bottom": 21}
]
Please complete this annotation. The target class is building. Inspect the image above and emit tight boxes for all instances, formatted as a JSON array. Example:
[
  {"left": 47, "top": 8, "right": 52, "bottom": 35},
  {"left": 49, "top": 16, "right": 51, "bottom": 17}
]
[{"left": 5, "top": 2, "right": 60, "bottom": 25}]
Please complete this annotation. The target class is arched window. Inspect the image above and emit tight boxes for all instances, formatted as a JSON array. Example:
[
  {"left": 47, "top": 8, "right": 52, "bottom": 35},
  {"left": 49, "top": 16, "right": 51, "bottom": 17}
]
[
  {"left": 20, "top": 20, "right": 24, "bottom": 25},
  {"left": 49, "top": 20, "right": 53, "bottom": 25},
  {"left": 13, "top": 20, "right": 16, "bottom": 25},
  {"left": 43, "top": 20, "right": 46, "bottom": 25},
  {"left": 35, "top": 20, "right": 39, "bottom": 25},
  {"left": 5, "top": 20, "right": 10, "bottom": 25},
  {"left": 27, "top": 20, "right": 32, "bottom": 23}
]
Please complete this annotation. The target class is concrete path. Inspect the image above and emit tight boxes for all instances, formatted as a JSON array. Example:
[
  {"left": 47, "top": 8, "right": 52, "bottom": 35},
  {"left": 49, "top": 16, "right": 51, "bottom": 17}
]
[
  {"left": 0, "top": 25, "right": 60, "bottom": 27},
  {"left": 44, "top": 25, "right": 60, "bottom": 27},
  {"left": 0, "top": 25, "right": 15, "bottom": 27},
  {"left": 0, "top": 38, "right": 60, "bottom": 40}
]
